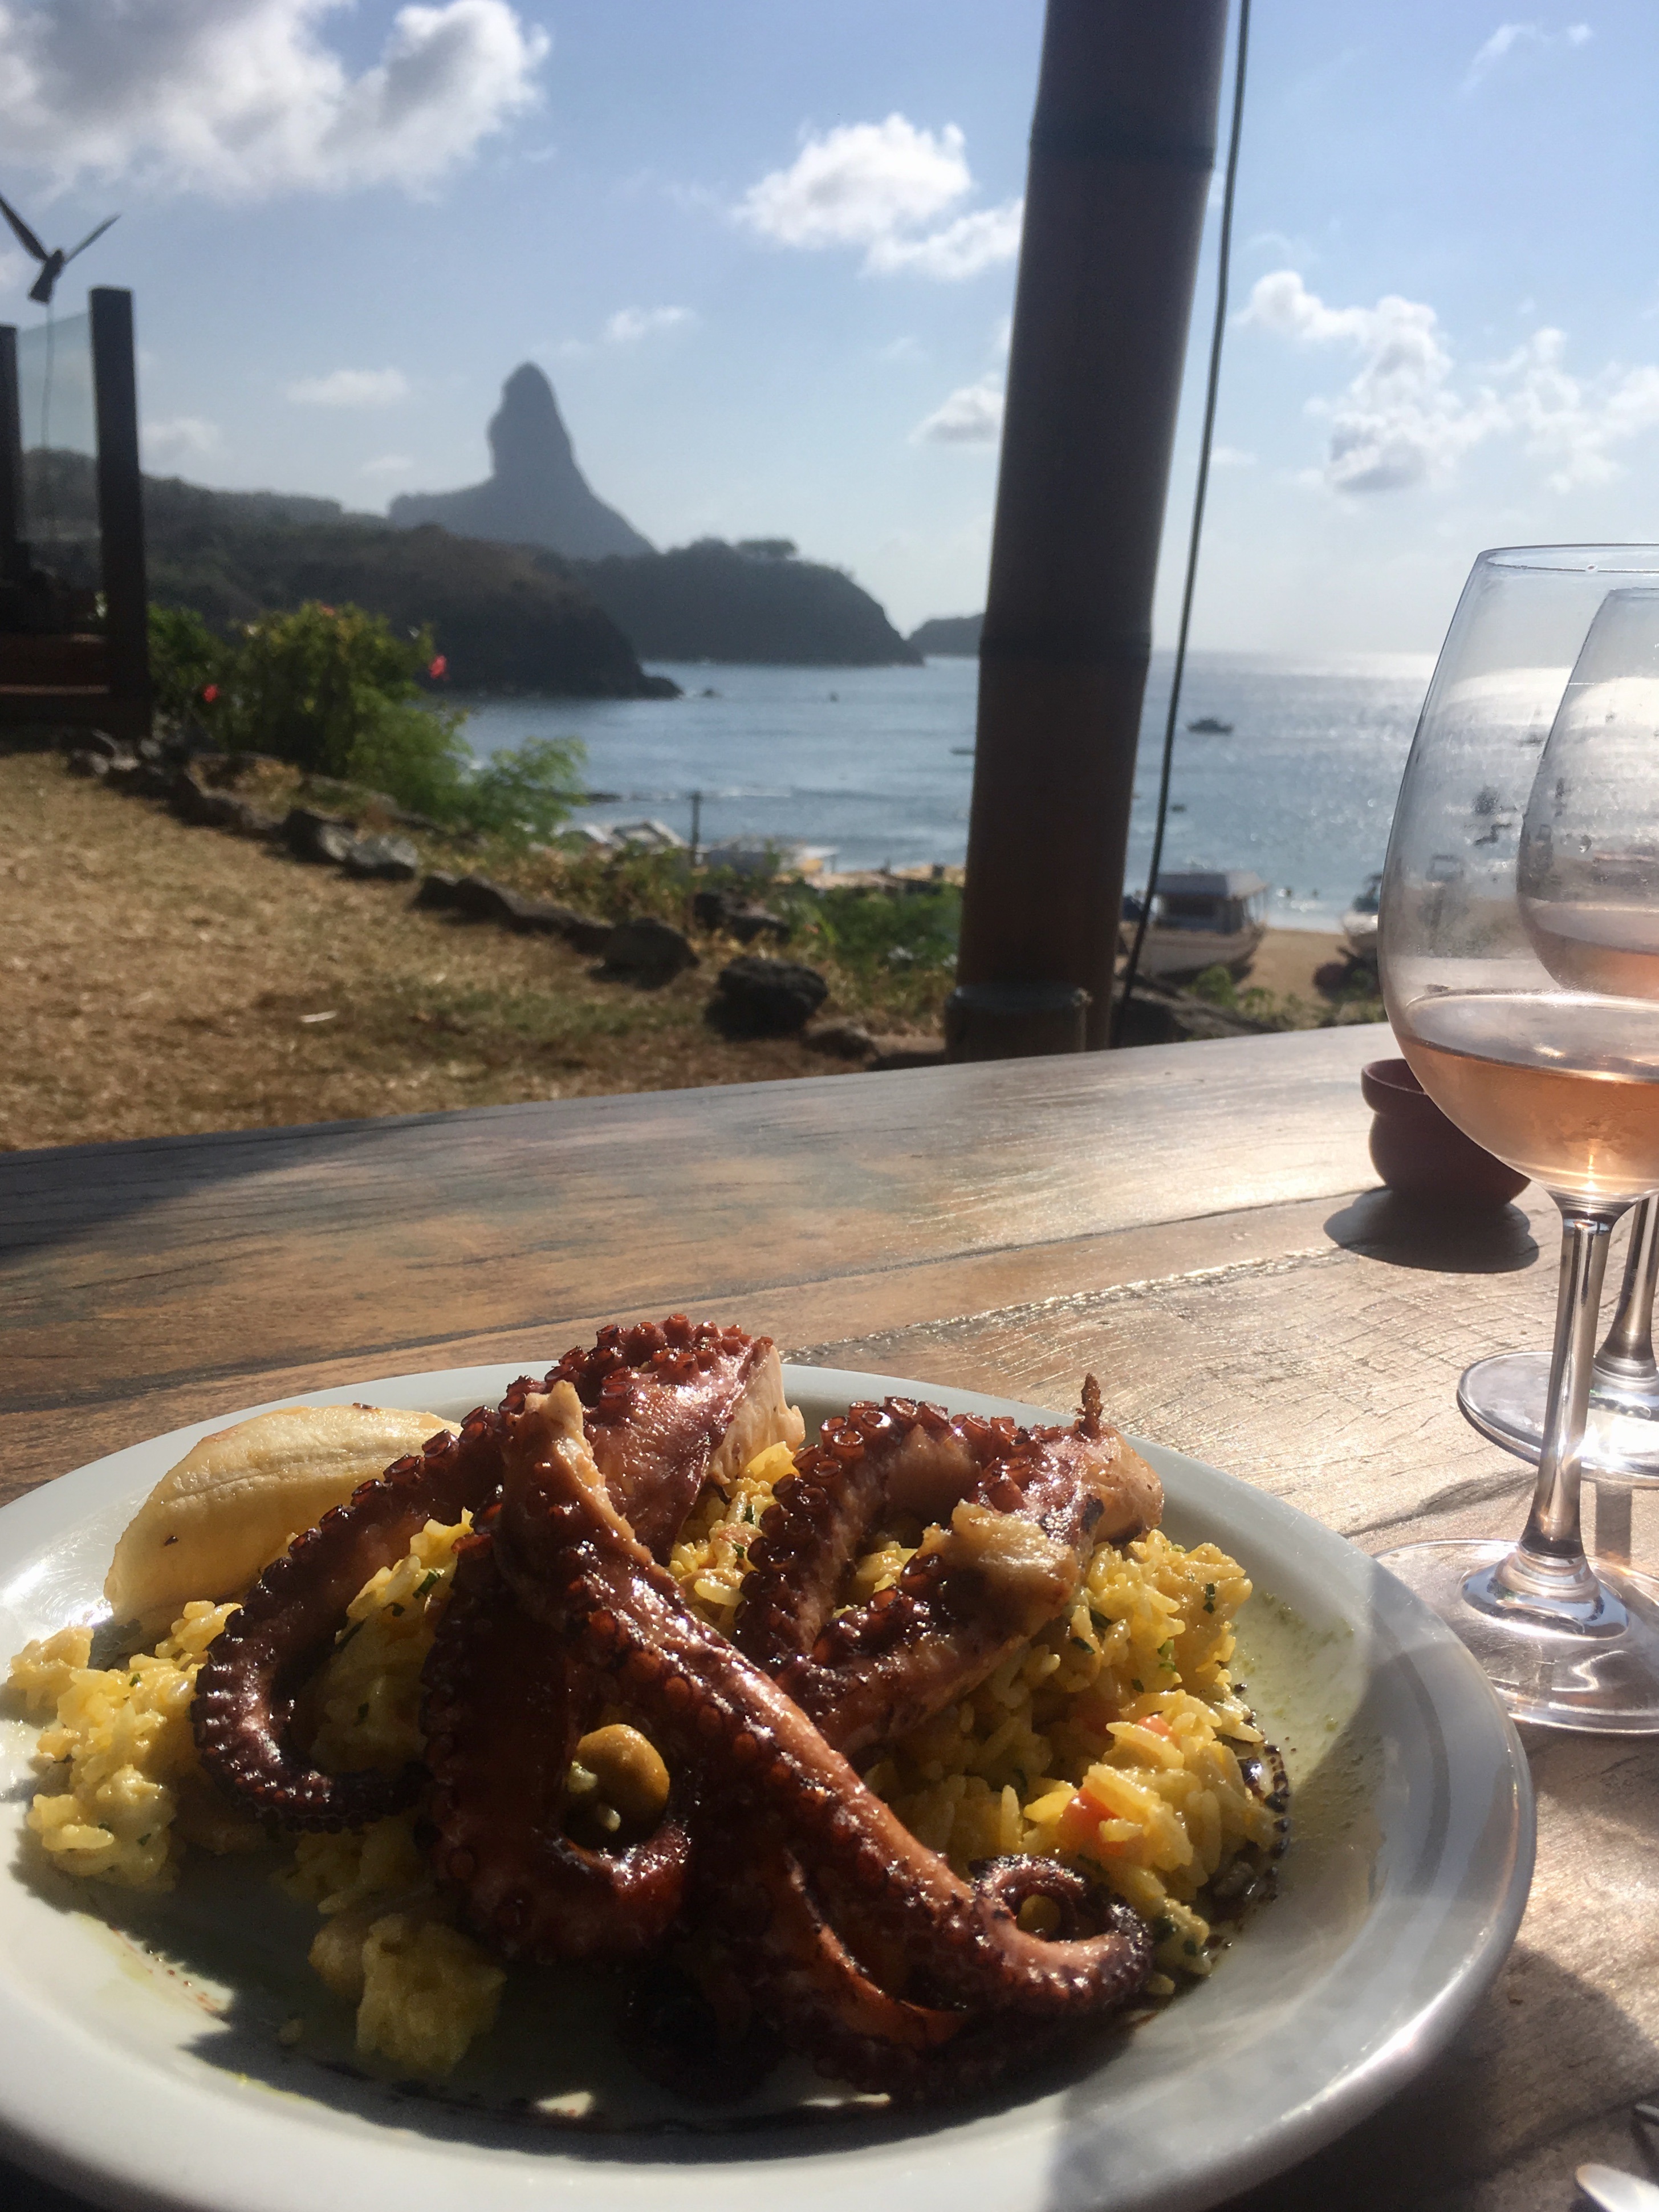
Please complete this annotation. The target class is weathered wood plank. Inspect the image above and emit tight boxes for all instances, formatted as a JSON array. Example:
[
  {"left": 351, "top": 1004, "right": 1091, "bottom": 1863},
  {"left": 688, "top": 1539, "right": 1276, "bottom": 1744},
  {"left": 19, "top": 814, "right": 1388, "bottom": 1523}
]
[
  {"left": 13, "top": 1019, "right": 1653, "bottom": 2212},
  {"left": 1, "top": 1026, "right": 1387, "bottom": 1495}
]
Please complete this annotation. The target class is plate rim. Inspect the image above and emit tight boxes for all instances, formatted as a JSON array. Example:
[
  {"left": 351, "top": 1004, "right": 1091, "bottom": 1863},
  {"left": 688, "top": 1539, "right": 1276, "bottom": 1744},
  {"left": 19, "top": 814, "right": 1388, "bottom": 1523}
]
[{"left": 0, "top": 1358, "right": 1536, "bottom": 2212}]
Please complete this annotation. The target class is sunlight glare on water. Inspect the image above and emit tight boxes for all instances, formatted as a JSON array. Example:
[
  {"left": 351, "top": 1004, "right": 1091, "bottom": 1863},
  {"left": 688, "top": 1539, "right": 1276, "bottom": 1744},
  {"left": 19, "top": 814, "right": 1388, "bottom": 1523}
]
[{"left": 459, "top": 648, "right": 1432, "bottom": 930}]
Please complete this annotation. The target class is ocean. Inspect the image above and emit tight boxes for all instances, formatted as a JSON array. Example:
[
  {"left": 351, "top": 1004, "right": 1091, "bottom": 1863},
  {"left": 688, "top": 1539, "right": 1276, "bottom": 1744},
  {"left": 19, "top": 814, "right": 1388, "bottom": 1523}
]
[{"left": 458, "top": 647, "right": 1435, "bottom": 934}]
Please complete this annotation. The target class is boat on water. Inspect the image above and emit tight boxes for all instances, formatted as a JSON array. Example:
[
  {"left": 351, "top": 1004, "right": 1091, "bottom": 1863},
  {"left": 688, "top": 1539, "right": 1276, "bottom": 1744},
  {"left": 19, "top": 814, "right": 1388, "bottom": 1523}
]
[
  {"left": 1123, "top": 868, "right": 1268, "bottom": 981},
  {"left": 1341, "top": 872, "right": 1382, "bottom": 965},
  {"left": 1186, "top": 715, "right": 1234, "bottom": 734}
]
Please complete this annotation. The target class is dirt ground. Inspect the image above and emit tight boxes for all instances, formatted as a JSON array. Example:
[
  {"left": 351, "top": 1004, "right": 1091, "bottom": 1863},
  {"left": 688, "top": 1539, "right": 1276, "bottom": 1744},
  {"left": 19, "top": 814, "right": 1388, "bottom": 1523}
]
[{"left": 0, "top": 751, "right": 837, "bottom": 1152}]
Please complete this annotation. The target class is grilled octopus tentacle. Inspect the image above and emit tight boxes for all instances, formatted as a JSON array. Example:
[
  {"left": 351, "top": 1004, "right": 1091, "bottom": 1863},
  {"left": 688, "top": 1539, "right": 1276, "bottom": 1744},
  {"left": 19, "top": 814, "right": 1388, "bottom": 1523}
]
[
  {"left": 734, "top": 1384, "right": 1163, "bottom": 1754},
  {"left": 191, "top": 1402, "right": 519, "bottom": 1831},
  {"left": 551, "top": 1316, "right": 803, "bottom": 1560},
  {"left": 493, "top": 1390, "right": 1152, "bottom": 2031},
  {"left": 190, "top": 1321, "right": 792, "bottom": 1834},
  {"left": 421, "top": 1532, "right": 690, "bottom": 1961}
]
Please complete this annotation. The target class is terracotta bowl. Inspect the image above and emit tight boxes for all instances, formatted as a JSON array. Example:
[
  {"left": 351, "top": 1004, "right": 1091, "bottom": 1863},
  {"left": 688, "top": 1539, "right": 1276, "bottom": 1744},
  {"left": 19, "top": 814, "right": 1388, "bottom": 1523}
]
[{"left": 1360, "top": 1057, "right": 1530, "bottom": 1208}]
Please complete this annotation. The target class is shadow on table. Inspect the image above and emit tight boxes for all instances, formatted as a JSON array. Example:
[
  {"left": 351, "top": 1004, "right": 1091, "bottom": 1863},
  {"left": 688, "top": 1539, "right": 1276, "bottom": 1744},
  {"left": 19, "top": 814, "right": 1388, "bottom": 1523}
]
[
  {"left": 1203, "top": 1938, "right": 1659, "bottom": 2212},
  {"left": 0, "top": 1097, "right": 547, "bottom": 1260},
  {"left": 1323, "top": 1188, "right": 1540, "bottom": 1275}
]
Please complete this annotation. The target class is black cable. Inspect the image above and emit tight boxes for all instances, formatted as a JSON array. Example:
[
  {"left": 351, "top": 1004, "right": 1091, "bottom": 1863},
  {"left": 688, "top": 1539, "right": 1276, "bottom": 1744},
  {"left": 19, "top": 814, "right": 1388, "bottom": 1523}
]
[{"left": 1111, "top": 0, "right": 1251, "bottom": 1046}]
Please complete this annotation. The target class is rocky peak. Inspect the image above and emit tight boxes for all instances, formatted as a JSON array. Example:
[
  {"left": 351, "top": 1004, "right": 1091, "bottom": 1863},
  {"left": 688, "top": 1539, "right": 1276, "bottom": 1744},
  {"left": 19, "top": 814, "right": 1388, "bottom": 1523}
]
[{"left": 389, "top": 363, "right": 652, "bottom": 562}]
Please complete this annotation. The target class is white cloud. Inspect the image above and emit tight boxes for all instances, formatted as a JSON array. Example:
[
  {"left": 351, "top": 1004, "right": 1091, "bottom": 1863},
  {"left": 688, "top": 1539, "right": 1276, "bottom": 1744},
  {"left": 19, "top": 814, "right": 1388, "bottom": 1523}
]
[
  {"left": 866, "top": 202, "right": 1023, "bottom": 281},
  {"left": 1497, "top": 327, "right": 1659, "bottom": 490},
  {"left": 914, "top": 375, "right": 1004, "bottom": 446},
  {"left": 286, "top": 366, "right": 409, "bottom": 407},
  {"left": 737, "top": 113, "right": 1020, "bottom": 281},
  {"left": 1243, "top": 267, "right": 1659, "bottom": 496},
  {"left": 0, "top": 0, "right": 550, "bottom": 197},
  {"left": 1210, "top": 445, "right": 1257, "bottom": 468},
  {"left": 359, "top": 452, "right": 413, "bottom": 477},
  {"left": 602, "top": 305, "right": 693, "bottom": 344},
  {"left": 1245, "top": 269, "right": 1495, "bottom": 490},
  {"left": 142, "top": 414, "right": 220, "bottom": 464},
  {"left": 1463, "top": 21, "right": 1592, "bottom": 91}
]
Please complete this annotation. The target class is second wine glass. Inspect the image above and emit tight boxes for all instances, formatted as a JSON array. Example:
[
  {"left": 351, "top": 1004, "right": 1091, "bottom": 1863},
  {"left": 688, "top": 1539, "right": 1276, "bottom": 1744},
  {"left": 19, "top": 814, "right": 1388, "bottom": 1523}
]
[
  {"left": 1459, "top": 1191, "right": 1659, "bottom": 1480},
  {"left": 1377, "top": 554, "right": 1659, "bottom": 1730}
]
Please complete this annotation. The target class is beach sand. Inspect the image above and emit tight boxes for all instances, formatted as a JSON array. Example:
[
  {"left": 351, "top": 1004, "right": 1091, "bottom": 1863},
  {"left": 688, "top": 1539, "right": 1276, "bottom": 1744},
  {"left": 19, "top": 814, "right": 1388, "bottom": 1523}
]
[{"left": 1243, "top": 928, "right": 1358, "bottom": 1002}]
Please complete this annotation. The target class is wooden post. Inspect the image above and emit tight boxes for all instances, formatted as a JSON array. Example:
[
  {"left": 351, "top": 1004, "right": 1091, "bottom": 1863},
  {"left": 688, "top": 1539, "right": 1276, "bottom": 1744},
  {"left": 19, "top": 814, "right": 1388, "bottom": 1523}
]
[
  {"left": 0, "top": 326, "right": 23, "bottom": 587},
  {"left": 951, "top": 0, "right": 1228, "bottom": 1053},
  {"left": 90, "top": 287, "right": 150, "bottom": 733}
]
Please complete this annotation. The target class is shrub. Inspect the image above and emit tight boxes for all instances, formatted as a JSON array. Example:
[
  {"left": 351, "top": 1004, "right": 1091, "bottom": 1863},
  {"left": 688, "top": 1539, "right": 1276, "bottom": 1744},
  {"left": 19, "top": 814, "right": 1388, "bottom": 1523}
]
[
  {"left": 147, "top": 604, "right": 229, "bottom": 723},
  {"left": 807, "top": 883, "right": 961, "bottom": 981},
  {"left": 155, "top": 598, "right": 585, "bottom": 841},
  {"left": 460, "top": 736, "right": 589, "bottom": 843},
  {"left": 224, "top": 603, "right": 434, "bottom": 779}
]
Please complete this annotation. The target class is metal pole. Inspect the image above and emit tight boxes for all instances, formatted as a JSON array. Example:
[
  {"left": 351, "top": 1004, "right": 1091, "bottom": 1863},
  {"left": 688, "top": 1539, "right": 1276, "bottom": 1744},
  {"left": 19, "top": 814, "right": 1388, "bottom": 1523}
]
[
  {"left": 0, "top": 326, "right": 23, "bottom": 586},
  {"left": 90, "top": 287, "right": 151, "bottom": 737},
  {"left": 951, "top": 0, "right": 1228, "bottom": 1053}
]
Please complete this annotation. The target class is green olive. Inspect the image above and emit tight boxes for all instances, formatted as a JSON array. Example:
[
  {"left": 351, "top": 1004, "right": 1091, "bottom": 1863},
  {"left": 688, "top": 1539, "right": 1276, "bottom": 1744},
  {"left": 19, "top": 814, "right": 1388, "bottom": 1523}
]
[{"left": 574, "top": 1724, "right": 670, "bottom": 1830}]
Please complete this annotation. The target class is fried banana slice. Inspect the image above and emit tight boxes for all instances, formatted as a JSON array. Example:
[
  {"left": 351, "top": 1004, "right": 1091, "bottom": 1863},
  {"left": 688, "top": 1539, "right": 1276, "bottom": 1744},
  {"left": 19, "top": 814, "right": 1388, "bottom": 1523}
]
[{"left": 105, "top": 1405, "right": 460, "bottom": 1630}]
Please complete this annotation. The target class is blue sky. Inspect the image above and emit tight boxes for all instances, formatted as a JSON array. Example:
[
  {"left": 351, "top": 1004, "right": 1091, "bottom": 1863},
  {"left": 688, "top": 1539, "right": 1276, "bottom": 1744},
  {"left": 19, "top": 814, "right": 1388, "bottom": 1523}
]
[{"left": 5, "top": 1, "right": 1659, "bottom": 646}]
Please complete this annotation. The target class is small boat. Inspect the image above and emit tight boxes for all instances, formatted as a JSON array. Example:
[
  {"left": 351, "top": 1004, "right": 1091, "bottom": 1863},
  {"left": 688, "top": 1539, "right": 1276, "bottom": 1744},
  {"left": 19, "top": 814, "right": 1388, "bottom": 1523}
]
[
  {"left": 1186, "top": 716, "right": 1234, "bottom": 734},
  {"left": 1341, "top": 872, "right": 1382, "bottom": 964},
  {"left": 1124, "top": 869, "right": 1268, "bottom": 981}
]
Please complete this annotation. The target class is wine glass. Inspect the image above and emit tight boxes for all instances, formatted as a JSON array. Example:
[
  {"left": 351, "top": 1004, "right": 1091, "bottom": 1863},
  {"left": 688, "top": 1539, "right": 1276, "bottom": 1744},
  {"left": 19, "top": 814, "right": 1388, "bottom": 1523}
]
[
  {"left": 1459, "top": 1191, "right": 1659, "bottom": 1480},
  {"left": 1377, "top": 552, "right": 1659, "bottom": 1731}
]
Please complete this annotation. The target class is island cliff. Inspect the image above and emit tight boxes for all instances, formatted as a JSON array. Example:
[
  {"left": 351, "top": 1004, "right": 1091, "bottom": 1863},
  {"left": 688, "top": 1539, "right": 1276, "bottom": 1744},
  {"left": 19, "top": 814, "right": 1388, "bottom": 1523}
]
[
  {"left": 572, "top": 540, "right": 921, "bottom": 667},
  {"left": 908, "top": 614, "right": 982, "bottom": 656}
]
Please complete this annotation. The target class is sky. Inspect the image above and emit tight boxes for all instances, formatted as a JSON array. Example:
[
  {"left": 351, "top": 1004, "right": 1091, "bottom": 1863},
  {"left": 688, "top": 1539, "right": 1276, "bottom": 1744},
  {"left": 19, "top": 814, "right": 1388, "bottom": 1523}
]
[{"left": 5, "top": 1, "right": 1659, "bottom": 647}]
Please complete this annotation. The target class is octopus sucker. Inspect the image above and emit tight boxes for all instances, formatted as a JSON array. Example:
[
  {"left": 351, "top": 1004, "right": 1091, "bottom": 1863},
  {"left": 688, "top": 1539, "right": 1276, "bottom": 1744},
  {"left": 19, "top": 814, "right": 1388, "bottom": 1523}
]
[
  {"left": 191, "top": 1411, "right": 512, "bottom": 1832},
  {"left": 420, "top": 1536, "right": 690, "bottom": 1962},
  {"left": 548, "top": 1317, "right": 804, "bottom": 1559},
  {"left": 189, "top": 1322, "right": 793, "bottom": 1833},
  {"left": 491, "top": 1391, "right": 1152, "bottom": 2059},
  {"left": 168, "top": 1326, "right": 1247, "bottom": 2104},
  {"left": 735, "top": 1386, "right": 1164, "bottom": 1756}
]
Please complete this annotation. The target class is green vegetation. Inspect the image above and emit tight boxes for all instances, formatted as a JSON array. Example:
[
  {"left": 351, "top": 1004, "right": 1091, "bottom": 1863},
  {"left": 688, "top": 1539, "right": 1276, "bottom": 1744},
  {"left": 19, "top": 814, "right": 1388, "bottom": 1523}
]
[
  {"left": 150, "top": 600, "right": 585, "bottom": 843},
  {"left": 1189, "top": 960, "right": 1384, "bottom": 1031},
  {"left": 119, "top": 452, "right": 668, "bottom": 696},
  {"left": 798, "top": 882, "right": 961, "bottom": 1024},
  {"left": 530, "top": 842, "right": 959, "bottom": 1028},
  {"left": 573, "top": 539, "right": 922, "bottom": 667},
  {"left": 147, "top": 604, "right": 229, "bottom": 721}
]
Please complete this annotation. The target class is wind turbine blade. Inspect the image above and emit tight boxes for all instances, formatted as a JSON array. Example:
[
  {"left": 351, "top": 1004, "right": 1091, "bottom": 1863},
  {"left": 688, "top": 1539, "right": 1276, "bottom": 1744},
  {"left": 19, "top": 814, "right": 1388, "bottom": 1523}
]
[
  {"left": 28, "top": 261, "right": 57, "bottom": 306},
  {"left": 64, "top": 213, "right": 119, "bottom": 264},
  {"left": 0, "top": 190, "right": 48, "bottom": 263}
]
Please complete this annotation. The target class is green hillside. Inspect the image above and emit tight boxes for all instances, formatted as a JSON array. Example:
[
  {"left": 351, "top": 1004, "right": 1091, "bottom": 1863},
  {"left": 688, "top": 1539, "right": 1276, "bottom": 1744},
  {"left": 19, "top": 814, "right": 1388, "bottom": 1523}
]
[
  {"left": 141, "top": 474, "right": 665, "bottom": 697},
  {"left": 572, "top": 539, "right": 921, "bottom": 667}
]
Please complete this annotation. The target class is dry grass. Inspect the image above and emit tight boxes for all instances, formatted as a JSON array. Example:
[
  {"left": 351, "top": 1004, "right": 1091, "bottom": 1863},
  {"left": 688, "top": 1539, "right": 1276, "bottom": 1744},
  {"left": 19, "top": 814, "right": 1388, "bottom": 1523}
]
[{"left": 0, "top": 750, "right": 837, "bottom": 1152}]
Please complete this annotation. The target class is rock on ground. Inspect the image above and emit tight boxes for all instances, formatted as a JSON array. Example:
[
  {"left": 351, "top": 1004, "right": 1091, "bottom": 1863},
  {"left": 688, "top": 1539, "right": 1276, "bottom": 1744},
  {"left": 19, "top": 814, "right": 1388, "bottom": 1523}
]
[
  {"left": 711, "top": 955, "right": 829, "bottom": 1036},
  {"left": 601, "top": 915, "right": 700, "bottom": 985}
]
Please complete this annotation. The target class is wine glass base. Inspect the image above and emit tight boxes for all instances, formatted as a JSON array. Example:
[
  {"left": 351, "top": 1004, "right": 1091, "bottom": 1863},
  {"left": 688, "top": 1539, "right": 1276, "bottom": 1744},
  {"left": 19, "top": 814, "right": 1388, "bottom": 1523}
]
[
  {"left": 1459, "top": 1351, "right": 1659, "bottom": 1480},
  {"left": 1374, "top": 1538, "right": 1659, "bottom": 1731}
]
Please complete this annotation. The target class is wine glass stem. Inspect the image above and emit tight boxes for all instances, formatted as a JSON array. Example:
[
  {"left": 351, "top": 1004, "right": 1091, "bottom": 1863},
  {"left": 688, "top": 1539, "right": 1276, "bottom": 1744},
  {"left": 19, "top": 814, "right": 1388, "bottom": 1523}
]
[
  {"left": 1497, "top": 1202, "right": 1621, "bottom": 1602},
  {"left": 1596, "top": 1191, "right": 1659, "bottom": 1387}
]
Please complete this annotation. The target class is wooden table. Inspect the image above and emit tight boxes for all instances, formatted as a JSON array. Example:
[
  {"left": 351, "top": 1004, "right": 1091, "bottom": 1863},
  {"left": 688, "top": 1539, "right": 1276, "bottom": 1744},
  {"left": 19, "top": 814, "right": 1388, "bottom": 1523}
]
[{"left": 5, "top": 1021, "right": 1657, "bottom": 2212}]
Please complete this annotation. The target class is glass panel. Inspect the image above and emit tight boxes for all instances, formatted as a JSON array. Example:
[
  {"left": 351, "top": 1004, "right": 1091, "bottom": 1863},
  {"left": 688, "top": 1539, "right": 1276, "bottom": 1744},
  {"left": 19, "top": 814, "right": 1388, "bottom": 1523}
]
[{"left": 16, "top": 314, "right": 100, "bottom": 602}]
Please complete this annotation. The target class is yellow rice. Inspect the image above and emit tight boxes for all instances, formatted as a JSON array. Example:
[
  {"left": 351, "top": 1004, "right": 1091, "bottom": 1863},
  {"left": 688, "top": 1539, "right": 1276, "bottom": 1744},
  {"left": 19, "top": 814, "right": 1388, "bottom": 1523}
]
[
  {"left": 668, "top": 1449, "right": 1279, "bottom": 1988},
  {"left": 8, "top": 1430, "right": 1278, "bottom": 2066}
]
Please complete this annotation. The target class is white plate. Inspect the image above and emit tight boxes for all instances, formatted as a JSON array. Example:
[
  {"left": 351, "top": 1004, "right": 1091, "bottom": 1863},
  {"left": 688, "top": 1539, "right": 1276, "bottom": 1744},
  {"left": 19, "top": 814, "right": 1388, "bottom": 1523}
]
[{"left": 0, "top": 1362, "right": 1534, "bottom": 2212}]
